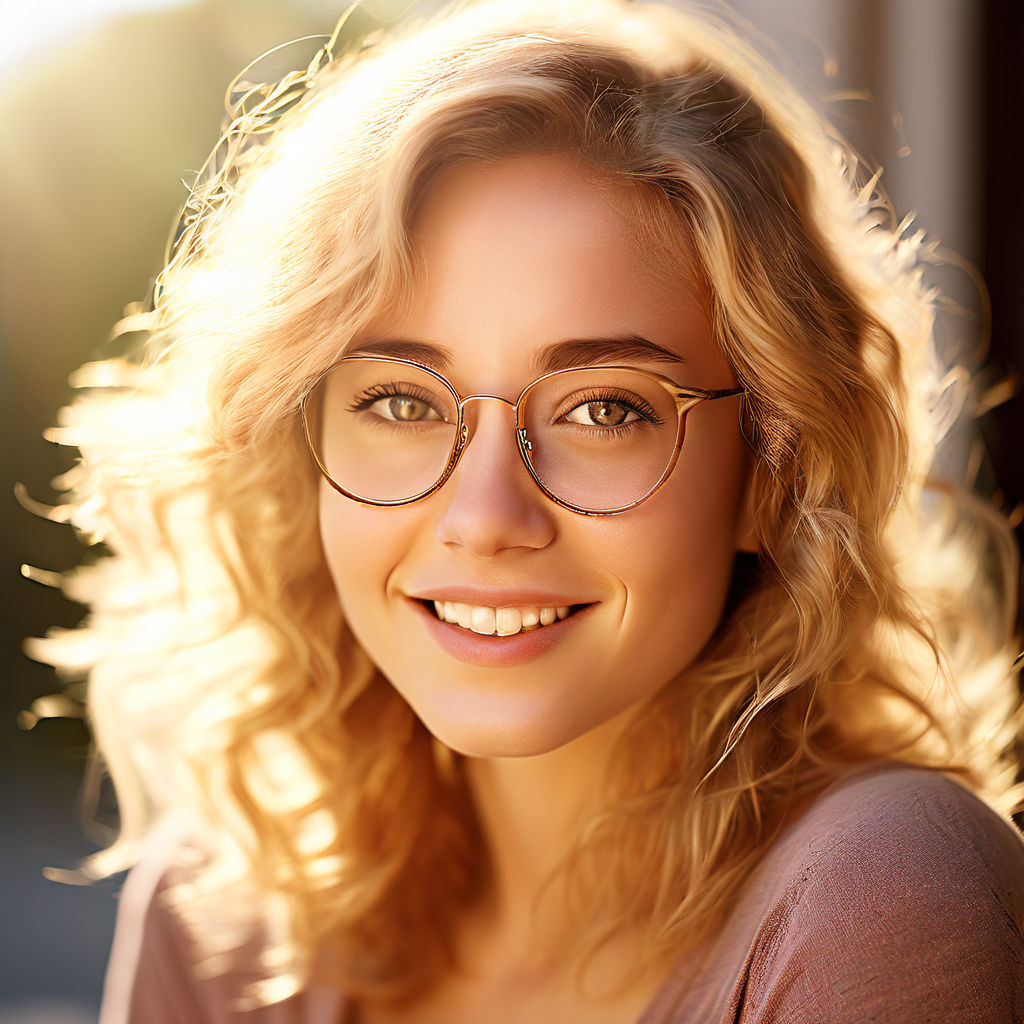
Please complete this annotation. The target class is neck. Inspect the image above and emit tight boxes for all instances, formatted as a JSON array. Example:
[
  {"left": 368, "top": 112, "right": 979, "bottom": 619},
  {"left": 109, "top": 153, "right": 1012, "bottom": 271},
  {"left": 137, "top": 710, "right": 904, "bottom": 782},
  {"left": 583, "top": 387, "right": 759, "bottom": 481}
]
[{"left": 460, "top": 714, "right": 630, "bottom": 965}]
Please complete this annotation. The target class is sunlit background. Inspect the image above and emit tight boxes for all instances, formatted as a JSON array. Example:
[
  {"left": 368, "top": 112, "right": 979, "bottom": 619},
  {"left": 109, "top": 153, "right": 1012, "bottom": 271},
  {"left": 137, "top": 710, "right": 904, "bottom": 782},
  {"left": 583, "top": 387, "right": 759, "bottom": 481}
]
[{"left": 2, "top": 1, "right": 1021, "bottom": 1020}]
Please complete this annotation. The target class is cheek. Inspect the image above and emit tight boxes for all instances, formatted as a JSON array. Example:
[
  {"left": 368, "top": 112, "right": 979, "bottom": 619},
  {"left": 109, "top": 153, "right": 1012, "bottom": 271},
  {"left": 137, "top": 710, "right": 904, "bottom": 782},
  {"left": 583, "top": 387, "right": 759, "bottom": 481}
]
[
  {"left": 605, "top": 436, "right": 749, "bottom": 651},
  {"left": 318, "top": 487, "right": 402, "bottom": 619},
  {"left": 615, "top": 500, "right": 738, "bottom": 616}
]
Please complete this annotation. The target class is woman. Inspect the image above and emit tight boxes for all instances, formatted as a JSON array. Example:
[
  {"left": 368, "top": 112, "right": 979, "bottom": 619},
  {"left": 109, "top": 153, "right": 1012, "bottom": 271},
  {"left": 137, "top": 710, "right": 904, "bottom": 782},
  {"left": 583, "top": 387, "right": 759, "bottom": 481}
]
[{"left": 34, "top": 0, "right": 1024, "bottom": 1020}]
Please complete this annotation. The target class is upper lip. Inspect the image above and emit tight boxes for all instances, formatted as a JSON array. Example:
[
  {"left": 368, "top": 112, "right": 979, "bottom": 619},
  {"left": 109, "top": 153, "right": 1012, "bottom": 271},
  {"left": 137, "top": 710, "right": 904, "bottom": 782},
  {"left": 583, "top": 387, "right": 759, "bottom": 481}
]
[{"left": 405, "top": 586, "right": 593, "bottom": 607}]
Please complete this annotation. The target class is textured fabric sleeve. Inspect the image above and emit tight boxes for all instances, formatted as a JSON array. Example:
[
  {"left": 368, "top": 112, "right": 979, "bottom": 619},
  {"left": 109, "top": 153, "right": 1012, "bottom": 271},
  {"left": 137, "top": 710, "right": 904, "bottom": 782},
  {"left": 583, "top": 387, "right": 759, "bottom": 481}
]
[
  {"left": 97, "top": 826, "right": 350, "bottom": 1024},
  {"left": 737, "top": 770, "right": 1024, "bottom": 1024},
  {"left": 98, "top": 831, "right": 225, "bottom": 1024}
]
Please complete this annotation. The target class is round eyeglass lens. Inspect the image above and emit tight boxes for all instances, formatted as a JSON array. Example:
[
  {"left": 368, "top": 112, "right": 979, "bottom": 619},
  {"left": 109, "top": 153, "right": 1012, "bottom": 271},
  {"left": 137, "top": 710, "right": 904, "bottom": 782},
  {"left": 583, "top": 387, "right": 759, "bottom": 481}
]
[
  {"left": 521, "top": 367, "right": 682, "bottom": 512},
  {"left": 310, "top": 358, "right": 459, "bottom": 503}
]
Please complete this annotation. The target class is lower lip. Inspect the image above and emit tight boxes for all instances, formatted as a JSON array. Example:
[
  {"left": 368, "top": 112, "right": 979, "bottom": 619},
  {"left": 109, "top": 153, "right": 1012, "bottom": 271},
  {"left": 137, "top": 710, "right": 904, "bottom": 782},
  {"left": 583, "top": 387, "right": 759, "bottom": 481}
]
[{"left": 409, "top": 600, "right": 592, "bottom": 667}]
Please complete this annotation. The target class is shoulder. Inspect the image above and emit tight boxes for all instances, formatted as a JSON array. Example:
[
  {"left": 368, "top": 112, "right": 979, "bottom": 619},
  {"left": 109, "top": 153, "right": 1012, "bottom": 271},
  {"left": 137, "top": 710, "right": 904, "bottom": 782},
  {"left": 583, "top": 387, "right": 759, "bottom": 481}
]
[
  {"left": 778, "top": 762, "right": 1024, "bottom": 895},
  {"left": 99, "top": 820, "right": 348, "bottom": 1024},
  {"left": 737, "top": 763, "right": 1024, "bottom": 1024}
]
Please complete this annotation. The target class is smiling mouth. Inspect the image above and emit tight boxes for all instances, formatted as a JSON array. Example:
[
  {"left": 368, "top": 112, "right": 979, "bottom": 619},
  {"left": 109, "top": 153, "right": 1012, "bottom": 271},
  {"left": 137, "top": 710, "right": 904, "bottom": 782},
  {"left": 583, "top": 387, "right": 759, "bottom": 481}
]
[{"left": 423, "top": 600, "right": 585, "bottom": 636}]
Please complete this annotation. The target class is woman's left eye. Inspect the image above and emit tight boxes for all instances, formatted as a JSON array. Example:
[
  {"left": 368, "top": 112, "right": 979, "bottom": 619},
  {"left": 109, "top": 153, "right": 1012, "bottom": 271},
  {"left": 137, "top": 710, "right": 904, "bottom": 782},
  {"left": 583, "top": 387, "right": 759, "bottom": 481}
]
[{"left": 563, "top": 400, "right": 639, "bottom": 427}]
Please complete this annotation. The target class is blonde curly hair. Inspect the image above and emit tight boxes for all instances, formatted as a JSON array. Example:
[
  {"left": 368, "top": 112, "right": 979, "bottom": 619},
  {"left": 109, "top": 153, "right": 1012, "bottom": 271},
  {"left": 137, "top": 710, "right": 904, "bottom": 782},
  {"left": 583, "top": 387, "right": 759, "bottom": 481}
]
[{"left": 31, "top": 0, "right": 1021, "bottom": 1007}]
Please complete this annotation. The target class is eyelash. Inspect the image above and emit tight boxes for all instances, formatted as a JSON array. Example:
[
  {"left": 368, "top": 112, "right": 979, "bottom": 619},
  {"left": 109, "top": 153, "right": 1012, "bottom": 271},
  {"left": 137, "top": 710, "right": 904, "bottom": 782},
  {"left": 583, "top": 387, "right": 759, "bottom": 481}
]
[
  {"left": 560, "top": 388, "right": 663, "bottom": 426},
  {"left": 346, "top": 382, "right": 447, "bottom": 417}
]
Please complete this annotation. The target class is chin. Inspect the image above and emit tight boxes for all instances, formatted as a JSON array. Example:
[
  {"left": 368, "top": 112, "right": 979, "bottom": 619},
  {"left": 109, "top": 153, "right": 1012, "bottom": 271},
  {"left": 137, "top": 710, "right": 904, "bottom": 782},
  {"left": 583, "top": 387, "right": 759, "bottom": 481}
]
[
  {"left": 405, "top": 688, "right": 630, "bottom": 761},
  {"left": 454, "top": 736, "right": 573, "bottom": 760},
  {"left": 421, "top": 717, "right": 578, "bottom": 760}
]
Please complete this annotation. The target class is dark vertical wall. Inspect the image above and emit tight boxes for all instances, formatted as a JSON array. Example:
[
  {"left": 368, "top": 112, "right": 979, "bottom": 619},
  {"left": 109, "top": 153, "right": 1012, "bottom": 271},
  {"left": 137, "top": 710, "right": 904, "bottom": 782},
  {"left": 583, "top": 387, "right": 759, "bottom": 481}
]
[{"left": 982, "top": 0, "right": 1024, "bottom": 563}]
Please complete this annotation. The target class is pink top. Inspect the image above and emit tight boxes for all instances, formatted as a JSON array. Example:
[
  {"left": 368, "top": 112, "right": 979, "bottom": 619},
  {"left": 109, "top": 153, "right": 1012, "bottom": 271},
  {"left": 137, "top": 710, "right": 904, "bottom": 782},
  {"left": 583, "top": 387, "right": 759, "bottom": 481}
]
[{"left": 99, "top": 763, "right": 1024, "bottom": 1023}]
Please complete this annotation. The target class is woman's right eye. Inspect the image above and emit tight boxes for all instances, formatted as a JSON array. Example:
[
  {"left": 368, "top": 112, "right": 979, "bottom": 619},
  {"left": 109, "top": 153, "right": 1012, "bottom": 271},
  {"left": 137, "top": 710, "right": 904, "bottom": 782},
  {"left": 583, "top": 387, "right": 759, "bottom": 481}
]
[
  {"left": 369, "top": 395, "right": 442, "bottom": 422},
  {"left": 346, "top": 382, "right": 448, "bottom": 422}
]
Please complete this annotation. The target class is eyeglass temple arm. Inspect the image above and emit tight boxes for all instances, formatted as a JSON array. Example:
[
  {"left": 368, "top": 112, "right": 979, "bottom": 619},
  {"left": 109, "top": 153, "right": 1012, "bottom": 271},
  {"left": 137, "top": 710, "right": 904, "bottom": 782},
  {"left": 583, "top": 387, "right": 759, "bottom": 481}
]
[{"left": 677, "top": 385, "right": 745, "bottom": 401}]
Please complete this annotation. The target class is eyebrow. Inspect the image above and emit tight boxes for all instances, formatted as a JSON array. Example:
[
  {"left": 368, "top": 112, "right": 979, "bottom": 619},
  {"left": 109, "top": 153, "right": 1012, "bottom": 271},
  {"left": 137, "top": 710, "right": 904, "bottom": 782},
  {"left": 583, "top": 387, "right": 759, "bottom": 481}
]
[
  {"left": 343, "top": 334, "right": 687, "bottom": 375},
  {"left": 342, "top": 338, "right": 456, "bottom": 371},
  {"left": 533, "top": 335, "right": 687, "bottom": 372}
]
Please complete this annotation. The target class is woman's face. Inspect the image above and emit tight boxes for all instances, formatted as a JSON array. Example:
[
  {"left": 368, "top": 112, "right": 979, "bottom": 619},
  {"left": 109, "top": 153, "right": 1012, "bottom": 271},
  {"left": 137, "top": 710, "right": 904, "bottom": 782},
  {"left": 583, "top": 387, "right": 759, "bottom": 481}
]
[{"left": 319, "top": 154, "right": 753, "bottom": 758}]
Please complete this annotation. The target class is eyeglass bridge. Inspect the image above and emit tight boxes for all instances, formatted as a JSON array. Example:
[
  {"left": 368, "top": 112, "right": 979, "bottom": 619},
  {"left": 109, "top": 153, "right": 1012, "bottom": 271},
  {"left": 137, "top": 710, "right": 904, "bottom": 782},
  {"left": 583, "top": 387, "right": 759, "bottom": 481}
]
[{"left": 454, "top": 393, "right": 536, "bottom": 454}]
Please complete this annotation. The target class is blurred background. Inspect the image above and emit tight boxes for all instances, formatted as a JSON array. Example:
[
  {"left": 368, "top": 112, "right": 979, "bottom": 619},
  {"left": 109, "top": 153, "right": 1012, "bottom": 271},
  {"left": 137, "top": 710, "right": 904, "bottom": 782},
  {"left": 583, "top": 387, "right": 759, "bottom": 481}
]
[{"left": 2, "top": 0, "right": 1021, "bottom": 1020}]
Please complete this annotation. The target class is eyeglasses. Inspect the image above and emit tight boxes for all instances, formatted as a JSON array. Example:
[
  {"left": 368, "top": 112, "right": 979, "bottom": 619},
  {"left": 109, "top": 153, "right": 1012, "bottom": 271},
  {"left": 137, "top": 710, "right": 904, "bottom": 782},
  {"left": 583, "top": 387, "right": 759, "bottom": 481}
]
[{"left": 302, "top": 356, "right": 743, "bottom": 516}]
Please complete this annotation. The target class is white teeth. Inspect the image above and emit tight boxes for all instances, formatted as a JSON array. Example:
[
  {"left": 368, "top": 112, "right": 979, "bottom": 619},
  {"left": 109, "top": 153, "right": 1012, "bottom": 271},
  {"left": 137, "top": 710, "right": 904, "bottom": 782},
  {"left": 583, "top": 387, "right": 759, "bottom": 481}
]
[
  {"left": 496, "top": 607, "right": 522, "bottom": 636},
  {"left": 470, "top": 606, "right": 497, "bottom": 635},
  {"left": 433, "top": 601, "right": 574, "bottom": 635}
]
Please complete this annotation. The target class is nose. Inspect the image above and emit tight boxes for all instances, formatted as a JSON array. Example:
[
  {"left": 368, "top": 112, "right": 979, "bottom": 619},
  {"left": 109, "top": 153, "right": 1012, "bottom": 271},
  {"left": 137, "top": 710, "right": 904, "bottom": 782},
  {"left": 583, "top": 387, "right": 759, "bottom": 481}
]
[{"left": 434, "top": 398, "right": 557, "bottom": 556}]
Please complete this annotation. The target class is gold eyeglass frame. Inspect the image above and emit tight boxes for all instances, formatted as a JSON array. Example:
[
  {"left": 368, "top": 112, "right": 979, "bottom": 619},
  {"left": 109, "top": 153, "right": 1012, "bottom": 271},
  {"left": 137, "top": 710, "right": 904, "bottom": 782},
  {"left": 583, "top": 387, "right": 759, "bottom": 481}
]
[{"left": 302, "top": 355, "right": 744, "bottom": 516}]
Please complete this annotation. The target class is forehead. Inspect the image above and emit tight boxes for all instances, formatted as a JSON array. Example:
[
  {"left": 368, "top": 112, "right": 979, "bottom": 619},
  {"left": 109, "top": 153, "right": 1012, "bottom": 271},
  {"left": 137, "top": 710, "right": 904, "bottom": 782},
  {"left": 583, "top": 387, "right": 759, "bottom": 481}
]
[
  {"left": 358, "top": 154, "right": 717, "bottom": 381},
  {"left": 415, "top": 155, "right": 635, "bottom": 243},
  {"left": 412, "top": 154, "right": 696, "bottom": 290}
]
